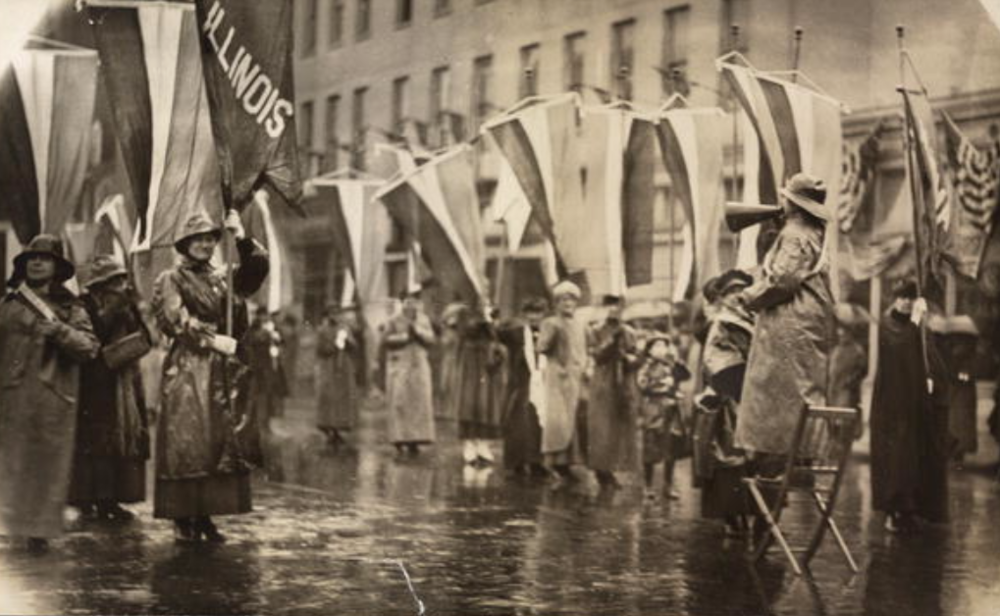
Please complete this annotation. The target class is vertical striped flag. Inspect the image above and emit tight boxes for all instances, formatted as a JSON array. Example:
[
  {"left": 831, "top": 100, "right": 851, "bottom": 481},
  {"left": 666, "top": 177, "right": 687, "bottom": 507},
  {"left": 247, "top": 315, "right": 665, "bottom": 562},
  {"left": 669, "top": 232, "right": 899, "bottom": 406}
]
[
  {"left": 489, "top": 157, "right": 533, "bottom": 253},
  {"left": 309, "top": 178, "right": 390, "bottom": 305},
  {"left": 241, "top": 190, "right": 287, "bottom": 311},
  {"left": 901, "top": 87, "right": 951, "bottom": 290},
  {"left": 483, "top": 94, "right": 584, "bottom": 279},
  {"left": 87, "top": 1, "right": 224, "bottom": 296},
  {"left": 0, "top": 48, "right": 97, "bottom": 243},
  {"left": 655, "top": 106, "right": 727, "bottom": 301},
  {"left": 941, "top": 112, "right": 999, "bottom": 279},
  {"left": 375, "top": 145, "right": 486, "bottom": 304},
  {"left": 978, "top": 0, "right": 1000, "bottom": 32}
]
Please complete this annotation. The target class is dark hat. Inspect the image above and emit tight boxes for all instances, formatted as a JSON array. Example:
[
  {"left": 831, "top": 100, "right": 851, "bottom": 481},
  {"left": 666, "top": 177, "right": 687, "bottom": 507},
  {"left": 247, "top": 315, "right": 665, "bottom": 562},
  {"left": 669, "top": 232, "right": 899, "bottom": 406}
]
[
  {"left": 602, "top": 294, "right": 624, "bottom": 307},
  {"left": 891, "top": 277, "right": 919, "bottom": 299},
  {"left": 643, "top": 332, "right": 675, "bottom": 354},
  {"left": 84, "top": 254, "right": 128, "bottom": 288},
  {"left": 520, "top": 297, "right": 549, "bottom": 314},
  {"left": 9, "top": 234, "right": 75, "bottom": 286},
  {"left": 780, "top": 173, "right": 829, "bottom": 222},
  {"left": 716, "top": 269, "right": 754, "bottom": 296},
  {"left": 702, "top": 275, "right": 723, "bottom": 304},
  {"left": 174, "top": 211, "right": 222, "bottom": 251}
]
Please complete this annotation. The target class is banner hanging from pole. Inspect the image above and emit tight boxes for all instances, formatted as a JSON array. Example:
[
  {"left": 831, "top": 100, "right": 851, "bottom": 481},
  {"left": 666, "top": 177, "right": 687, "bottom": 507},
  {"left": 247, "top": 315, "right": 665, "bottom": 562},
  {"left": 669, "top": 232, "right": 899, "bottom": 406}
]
[{"left": 194, "top": 0, "right": 303, "bottom": 212}]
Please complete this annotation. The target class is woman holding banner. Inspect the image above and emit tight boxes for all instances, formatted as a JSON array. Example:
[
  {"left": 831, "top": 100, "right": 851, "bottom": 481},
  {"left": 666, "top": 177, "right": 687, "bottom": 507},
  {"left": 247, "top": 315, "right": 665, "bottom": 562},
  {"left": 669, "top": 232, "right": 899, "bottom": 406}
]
[
  {"left": 151, "top": 211, "right": 268, "bottom": 543},
  {"left": 0, "top": 235, "right": 99, "bottom": 552}
]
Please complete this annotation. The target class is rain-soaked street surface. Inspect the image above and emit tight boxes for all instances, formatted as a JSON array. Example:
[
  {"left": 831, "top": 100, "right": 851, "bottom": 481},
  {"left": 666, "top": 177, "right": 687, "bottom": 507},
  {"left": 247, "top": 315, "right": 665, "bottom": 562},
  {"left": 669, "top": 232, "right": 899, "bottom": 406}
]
[{"left": 2, "top": 396, "right": 999, "bottom": 616}]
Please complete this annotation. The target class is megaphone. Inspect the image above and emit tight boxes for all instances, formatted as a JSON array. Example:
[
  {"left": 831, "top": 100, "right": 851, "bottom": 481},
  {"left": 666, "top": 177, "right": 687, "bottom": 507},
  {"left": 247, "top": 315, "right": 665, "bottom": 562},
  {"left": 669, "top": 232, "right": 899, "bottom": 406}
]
[{"left": 724, "top": 202, "right": 783, "bottom": 233}]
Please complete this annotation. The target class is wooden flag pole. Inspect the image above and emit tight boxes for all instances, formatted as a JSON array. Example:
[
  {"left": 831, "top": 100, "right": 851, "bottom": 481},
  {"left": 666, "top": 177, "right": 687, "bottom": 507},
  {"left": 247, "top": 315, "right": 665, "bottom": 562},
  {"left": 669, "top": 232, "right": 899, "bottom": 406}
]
[{"left": 791, "top": 27, "right": 804, "bottom": 83}]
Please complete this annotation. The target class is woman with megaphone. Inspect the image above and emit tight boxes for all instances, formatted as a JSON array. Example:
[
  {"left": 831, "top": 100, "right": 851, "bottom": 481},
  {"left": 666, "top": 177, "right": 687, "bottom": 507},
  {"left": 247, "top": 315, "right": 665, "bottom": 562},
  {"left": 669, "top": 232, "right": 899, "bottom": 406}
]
[{"left": 732, "top": 173, "right": 836, "bottom": 467}]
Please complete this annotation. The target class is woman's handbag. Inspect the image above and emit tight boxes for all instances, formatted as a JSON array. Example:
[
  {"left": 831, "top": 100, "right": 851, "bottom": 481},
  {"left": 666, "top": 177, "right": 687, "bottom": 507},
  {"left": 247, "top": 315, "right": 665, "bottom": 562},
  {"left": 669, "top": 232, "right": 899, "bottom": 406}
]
[{"left": 103, "top": 325, "right": 153, "bottom": 370}]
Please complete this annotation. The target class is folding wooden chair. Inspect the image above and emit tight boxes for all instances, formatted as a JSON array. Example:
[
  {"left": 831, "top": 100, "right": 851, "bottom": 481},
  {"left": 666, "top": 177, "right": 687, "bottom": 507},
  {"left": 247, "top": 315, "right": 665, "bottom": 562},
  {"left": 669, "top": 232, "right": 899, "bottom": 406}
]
[{"left": 743, "top": 404, "right": 861, "bottom": 576}]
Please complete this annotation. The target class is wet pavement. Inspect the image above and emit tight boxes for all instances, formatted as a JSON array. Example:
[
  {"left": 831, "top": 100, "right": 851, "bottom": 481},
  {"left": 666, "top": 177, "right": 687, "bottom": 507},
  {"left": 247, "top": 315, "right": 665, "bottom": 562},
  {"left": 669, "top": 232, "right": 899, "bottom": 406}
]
[{"left": 1, "top": 395, "right": 999, "bottom": 616}]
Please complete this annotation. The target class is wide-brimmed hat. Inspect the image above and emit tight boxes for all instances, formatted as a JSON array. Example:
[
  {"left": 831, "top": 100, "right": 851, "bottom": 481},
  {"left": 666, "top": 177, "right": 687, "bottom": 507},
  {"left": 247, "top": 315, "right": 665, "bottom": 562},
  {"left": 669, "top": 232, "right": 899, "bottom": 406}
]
[
  {"left": 84, "top": 254, "right": 128, "bottom": 288},
  {"left": 174, "top": 211, "right": 222, "bottom": 250},
  {"left": 643, "top": 333, "right": 676, "bottom": 355},
  {"left": 552, "top": 280, "right": 582, "bottom": 300},
  {"left": 9, "top": 234, "right": 75, "bottom": 286},
  {"left": 780, "top": 173, "right": 829, "bottom": 222}
]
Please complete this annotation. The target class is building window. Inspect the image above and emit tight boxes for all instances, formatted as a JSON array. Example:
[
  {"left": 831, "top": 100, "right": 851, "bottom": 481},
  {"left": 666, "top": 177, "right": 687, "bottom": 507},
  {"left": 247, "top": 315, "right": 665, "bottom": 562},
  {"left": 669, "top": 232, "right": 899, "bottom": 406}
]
[
  {"left": 328, "top": 0, "right": 344, "bottom": 48},
  {"left": 429, "top": 66, "right": 451, "bottom": 146},
  {"left": 396, "top": 0, "right": 413, "bottom": 28},
  {"left": 301, "top": 0, "right": 319, "bottom": 57},
  {"left": 352, "top": 87, "right": 367, "bottom": 170},
  {"left": 519, "top": 43, "right": 540, "bottom": 99},
  {"left": 471, "top": 54, "right": 493, "bottom": 129},
  {"left": 721, "top": 0, "right": 751, "bottom": 54},
  {"left": 662, "top": 6, "right": 691, "bottom": 96},
  {"left": 356, "top": 0, "right": 372, "bottom": 41},
  {"left": 434, "top": 0, "right": 451, "bottom": 17},
  {"left": 299, "top": 100, "right": 315, "bottom": 175},
  {"left": 610, "top": 19, "right": 635, "bottom": 101},
  {"left": 391, "top": 76, "right": 410, "bottom": 137},
  {"left": 563, "top": 31, "right": 586, "bottom": 93},
  {"left": 323, "top": 94, "right": 340, "bottom": 172}
]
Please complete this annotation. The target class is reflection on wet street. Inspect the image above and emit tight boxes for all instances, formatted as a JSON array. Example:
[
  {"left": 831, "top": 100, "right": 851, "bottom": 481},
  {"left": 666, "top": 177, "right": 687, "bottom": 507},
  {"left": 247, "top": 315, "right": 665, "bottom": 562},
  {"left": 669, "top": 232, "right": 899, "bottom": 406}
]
[{"left": 2, "top": 398, "right": 999, "bottom": 616}]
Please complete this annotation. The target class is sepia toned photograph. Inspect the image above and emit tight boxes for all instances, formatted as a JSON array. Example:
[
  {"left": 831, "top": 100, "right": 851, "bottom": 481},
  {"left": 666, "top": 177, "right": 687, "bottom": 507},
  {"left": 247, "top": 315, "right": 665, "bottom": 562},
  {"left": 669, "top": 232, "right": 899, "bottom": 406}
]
[{"left": 0, "top": 0, "right": 999, "bottom": 614}]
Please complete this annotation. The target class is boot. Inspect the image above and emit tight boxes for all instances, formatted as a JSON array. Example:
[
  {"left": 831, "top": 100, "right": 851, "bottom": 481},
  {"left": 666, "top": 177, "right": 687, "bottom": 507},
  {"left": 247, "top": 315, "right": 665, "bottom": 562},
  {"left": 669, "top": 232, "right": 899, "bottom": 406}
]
[
  {"left": 195, "top": 516, "right": 226, "bottom": 543},
  {"left": 173, "top": 518, "right": 198, "bottom": 544}
]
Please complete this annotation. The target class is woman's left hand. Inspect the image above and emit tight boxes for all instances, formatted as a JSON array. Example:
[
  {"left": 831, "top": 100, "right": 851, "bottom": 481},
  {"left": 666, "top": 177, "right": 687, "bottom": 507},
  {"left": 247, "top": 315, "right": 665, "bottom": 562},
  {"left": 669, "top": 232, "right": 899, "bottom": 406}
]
[{"left": 224, "top": 210, "right": 246, "bottom": 240}]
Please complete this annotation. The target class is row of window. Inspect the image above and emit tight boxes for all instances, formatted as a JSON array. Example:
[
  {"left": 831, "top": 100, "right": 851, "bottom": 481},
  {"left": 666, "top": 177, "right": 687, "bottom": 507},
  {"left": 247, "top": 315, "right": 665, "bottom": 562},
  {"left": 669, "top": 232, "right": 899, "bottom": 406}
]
[
  {"left": 299, "top": 0, "right": 497, "bottom": 57},
  {"left": 298, "top": 1, "right": 752, "bottom": 173}
]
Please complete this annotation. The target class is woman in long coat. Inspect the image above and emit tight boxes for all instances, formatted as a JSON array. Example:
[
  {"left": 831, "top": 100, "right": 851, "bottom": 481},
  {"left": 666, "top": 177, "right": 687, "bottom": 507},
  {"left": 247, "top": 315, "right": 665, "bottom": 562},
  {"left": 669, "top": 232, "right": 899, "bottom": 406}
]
[
  {"left": 736, "top": 174, "right": 836, "bottom": 457},
  {"left": 151, "top": 211, "right": 268, "bottom": 543},
  {"left": 870, "top": 279, "right": 950, "bottom": 531},
  {"left": 316, "top": 305, "right": 363, "bottom": 448},
  {"left": 587, "top": 295, "right": 641, "bottom": 488},
  {"left": 0, "top": 235, "right": 99, "bottom": 551},
  {"left": 498, "top": 298, "right": 549, "bottom": 477},
  {"left": 538, "top": 281, "right": 588, "bottom": 480},
  {"left": 456, "top": 310, "right": 508, "bottom": 465},
  {"left": 382, "top": 294, "right": 436, "bottom": 455},
  {"left": 69, "top": 255, "right": 150, "bottom": 521}
]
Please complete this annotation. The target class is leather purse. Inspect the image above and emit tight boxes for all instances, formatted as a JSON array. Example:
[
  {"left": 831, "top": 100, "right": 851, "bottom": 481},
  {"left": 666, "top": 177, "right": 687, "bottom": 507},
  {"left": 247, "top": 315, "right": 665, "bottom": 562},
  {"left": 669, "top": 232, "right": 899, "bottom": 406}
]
[{"left": 102, "top": 326, "right": 153, "bottom": 370}]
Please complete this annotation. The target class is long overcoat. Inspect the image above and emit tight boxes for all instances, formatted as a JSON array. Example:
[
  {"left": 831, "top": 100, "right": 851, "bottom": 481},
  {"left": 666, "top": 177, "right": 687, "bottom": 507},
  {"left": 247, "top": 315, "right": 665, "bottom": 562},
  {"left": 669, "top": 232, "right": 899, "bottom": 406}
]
[
  {"left": 151, "top": 240, "right": 268, "bottom": 496},
  {"left": 455, "top": 318, "right": 508, "bottom": 439},
  {"left": 0, "top": 288, "right": 98, "bottom": 538},
  {"left": 315, "top": 321, "right": 361, "bottom": 431},
  {"left": 736, "top": 218, "right": 835, "bottom": 455},
  {"left": 587, "top": 321, "right": 641, "bottom": 472},
  {"left": 498, "top": 322, "right": 544, "bottom": 469},
  {"left": 537, "top": 314, "right": 587, "bottom": 455},
  {"left": 383, "top": 312, "right": 436, "bottom": 444},
  {"left": 69, "top": 294, "right": 149, "bottom": 505},
  {"left": 870, "top": 311, "right": 950, "bottom": 521}
]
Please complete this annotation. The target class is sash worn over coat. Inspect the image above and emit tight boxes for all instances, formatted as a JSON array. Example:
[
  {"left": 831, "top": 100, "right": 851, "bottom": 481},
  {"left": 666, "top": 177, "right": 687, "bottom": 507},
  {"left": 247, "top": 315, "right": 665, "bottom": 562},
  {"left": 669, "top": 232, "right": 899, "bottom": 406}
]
[
  {"left": 383, "top": 312, "right": 436, "bottom": 445},
  {"left": 538, "top": 314, "right": 587, "bottom": 457},
  {"left": 69, "top": 294, "right": 150, "bottom": 506},
  {"left": 151, "top": 238, "right": 268, "bottom": 519},
  {"left": 587, "top": 321, "right": 641, "bottom": 472},
  {"left": 736, "top": 218, "right": 835, "bottom": 455},
  {"left": 498, "top": 322, "right": 544, "bottom": 469},
  {"left": 0, "top": 288, "right": 98, "bottom": 538}
]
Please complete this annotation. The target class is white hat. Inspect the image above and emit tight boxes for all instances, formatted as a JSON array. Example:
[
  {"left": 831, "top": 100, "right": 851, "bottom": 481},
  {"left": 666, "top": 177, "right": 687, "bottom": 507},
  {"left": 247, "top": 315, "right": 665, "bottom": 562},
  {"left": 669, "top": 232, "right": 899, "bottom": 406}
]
[{"left": 552, "top": 280, "right": 582, "bottom": 299}]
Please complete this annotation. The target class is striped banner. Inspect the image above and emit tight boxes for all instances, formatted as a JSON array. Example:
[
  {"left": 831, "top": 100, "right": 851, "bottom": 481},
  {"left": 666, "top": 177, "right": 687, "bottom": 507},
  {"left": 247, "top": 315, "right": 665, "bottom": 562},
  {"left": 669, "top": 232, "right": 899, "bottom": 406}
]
[
  {"left": 242, "top": 190, "right": 288, "bottom": 311},
  {"left": 0, "top": 48, "right": 97, "bottom": 243},
  {"left": 310, "top": 178, "right": 390, "bottom": 305},
  {"left": 88, "top": 1, "right": 224, "bottom": 296},
  {"left": 483, "top": 94, "right": 584, "bottom": 278},
  {"left": 376, "top": 146, "right": 486, "bottom": 304},
  {"left": 902, "top": 88, "right": 951, "bottom": 288},
  {"left": 490, "top": 157, "right": 533, "bottom": 253},
  {"left": 978, "top": 0, "right": 1000, "bottom": 32},
  {"left": 717, "top": 56, "right": 843, "bottom": 203},
  {"left": 656, "top": 106, "right": 727, "bottom": 301}
]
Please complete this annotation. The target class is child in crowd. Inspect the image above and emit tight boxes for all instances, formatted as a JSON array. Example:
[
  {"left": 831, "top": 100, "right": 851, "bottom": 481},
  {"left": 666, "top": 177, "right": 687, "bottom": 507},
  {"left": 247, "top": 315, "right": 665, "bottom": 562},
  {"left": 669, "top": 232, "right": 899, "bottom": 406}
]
[{"left": 637, "top": 335, "right": 691, "bottom": 500}]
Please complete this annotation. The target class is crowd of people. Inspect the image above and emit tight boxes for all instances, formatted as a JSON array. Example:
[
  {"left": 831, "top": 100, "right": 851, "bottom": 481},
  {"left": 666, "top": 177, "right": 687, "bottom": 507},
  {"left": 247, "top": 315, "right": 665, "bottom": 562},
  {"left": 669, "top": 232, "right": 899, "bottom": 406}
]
[{"left": 0, "top": 173, "right": 996, "bottom": 560}]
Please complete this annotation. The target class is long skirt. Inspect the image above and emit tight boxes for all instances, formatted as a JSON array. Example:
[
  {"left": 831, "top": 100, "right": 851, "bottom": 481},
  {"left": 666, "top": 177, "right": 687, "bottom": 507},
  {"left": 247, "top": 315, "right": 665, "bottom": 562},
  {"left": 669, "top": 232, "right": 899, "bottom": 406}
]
[
  {"left": 69, "top": 456, "right": 146, "bottom": 505},
  {"left": 504, "top": 397, "right": 543, "bottom": 469},
  {"left": 153, "top": 473, "right": 252, "bottom": 519}
]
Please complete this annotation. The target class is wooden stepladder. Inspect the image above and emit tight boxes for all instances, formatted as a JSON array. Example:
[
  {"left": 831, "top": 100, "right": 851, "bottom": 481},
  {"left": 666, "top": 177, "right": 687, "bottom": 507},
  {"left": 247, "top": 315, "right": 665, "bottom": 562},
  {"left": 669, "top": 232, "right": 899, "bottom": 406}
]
[{"left": 743, "top": 405, "right": 861, "bottom": 576}]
